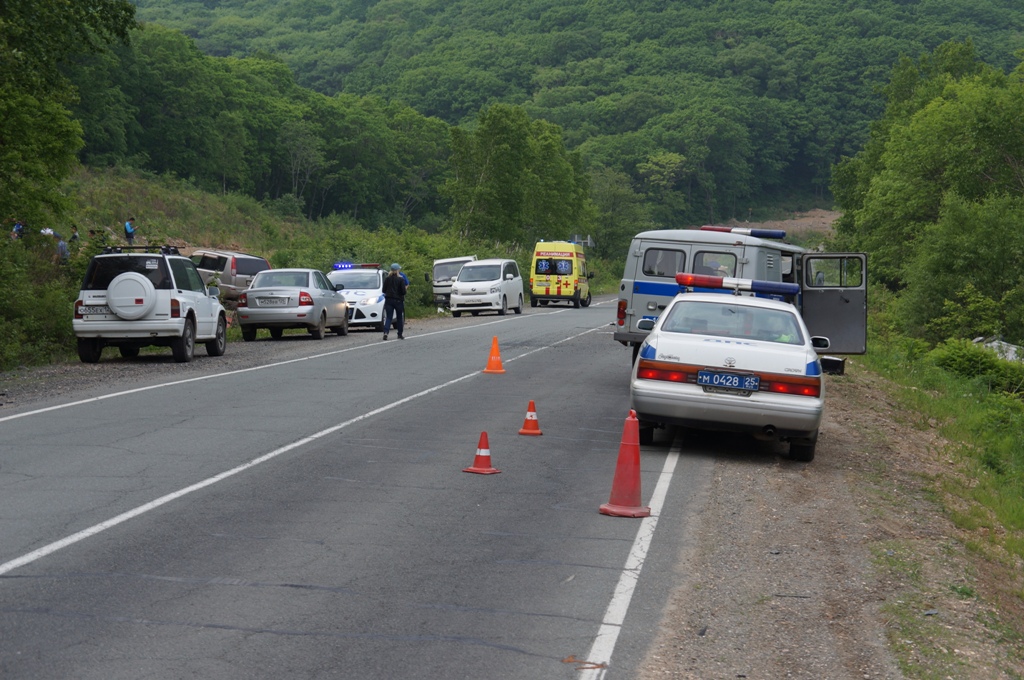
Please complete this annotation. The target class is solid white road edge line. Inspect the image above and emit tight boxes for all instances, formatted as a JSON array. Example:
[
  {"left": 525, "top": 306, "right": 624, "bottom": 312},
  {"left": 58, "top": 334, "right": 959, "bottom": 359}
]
[
  {"left": 0, "top": 325, "right": 604, "bottom": 577},
  {"left": 579, "top": 438, "right": 681, "bottom": 680}
]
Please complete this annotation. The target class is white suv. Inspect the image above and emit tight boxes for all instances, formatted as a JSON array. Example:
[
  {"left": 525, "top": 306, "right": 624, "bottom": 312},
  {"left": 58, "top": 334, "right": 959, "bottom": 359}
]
[
  {"left": 73, "top": 246, "right": 228, "bottom": 363},
  {"left": 450, "top": 258, "right": 524, "bottom": 317}
]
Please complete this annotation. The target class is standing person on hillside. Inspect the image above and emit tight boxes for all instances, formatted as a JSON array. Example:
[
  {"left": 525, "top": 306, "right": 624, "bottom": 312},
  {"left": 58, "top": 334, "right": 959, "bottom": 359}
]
[
  {"left": 124, "top": 217, "right": 137, "bottom": 245},
  {"left": 382, "top": 263, "right": 407, "bottom": 341}
]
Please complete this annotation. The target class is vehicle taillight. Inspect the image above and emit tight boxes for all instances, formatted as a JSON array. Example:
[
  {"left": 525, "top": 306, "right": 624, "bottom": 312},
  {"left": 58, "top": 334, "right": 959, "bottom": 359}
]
[
  {"left": 763, "top": 377, "right": 821, "bottom": 398},
  {"left": 299, "top": 291, "right": 314, "bottom": 306},
  {"left": 170, "top": 299, "right": 181, "bottom": 318},
  {"left": 616, "top": 299, "right": 627, "bottom": 326},
  {"left": 74, "top": 300, "right": 83, "bottom": 319},
  {"left": 636, "top": 360, "right": 698, "bottom": 384},
  {"left": 238, "top": 292, "right": 248, "bottom": 307},
  {"left": 230, "top": 256, "right": 237, "bottom": 277}
]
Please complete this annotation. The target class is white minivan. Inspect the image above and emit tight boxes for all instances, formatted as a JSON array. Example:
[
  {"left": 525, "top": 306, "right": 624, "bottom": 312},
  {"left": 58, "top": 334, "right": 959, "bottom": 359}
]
[{"left": 450, "top": 258, "right": 524, "bottom": 317}]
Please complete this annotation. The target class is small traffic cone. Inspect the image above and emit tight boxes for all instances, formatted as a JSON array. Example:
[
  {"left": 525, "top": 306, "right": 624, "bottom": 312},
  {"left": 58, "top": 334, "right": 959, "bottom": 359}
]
[
  {"left": 599, "top": 410, "right": 651, "bottom": 518},
  {"left": 482, "top": 336, "right": 506, "bottom": 374},
  {"left": 518, "top": 400, "right": 543, "bottom": 436},
  {"left": 464, "top": 432, "right": 501, "bottom": 475}
]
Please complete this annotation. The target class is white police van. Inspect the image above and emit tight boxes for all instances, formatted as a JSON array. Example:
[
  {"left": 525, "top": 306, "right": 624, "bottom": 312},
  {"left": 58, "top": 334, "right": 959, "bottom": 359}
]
[{"left": 614, "top": 227, "right": 867, "bottom": 365}]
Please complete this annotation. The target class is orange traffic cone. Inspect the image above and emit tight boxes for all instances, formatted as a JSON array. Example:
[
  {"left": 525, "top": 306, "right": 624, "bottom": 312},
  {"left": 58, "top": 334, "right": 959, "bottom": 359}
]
[
  {"left": 464, "top": 432, "right": 501, "bottom": 475},
  {"left": 482, "top": 336, "right": 506, "bottom": 374},
  {"left": 518, "top": 400, "right": 543, "bottom": 436},
  {"left": 599, "top": 410, "right": 651, "bottom": 518}
]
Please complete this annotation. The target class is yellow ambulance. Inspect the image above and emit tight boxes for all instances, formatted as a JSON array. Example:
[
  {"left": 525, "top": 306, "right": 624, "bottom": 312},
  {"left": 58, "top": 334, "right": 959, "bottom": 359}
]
[{"left": 530, "top": 241, "right": 593, "bottom": 308}]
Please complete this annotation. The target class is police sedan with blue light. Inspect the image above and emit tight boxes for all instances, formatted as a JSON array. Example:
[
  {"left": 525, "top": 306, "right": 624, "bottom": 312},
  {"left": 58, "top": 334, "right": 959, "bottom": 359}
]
[
  {"left": 629, "top": 273, "right": 830, "bottom": 461},
  {"left": 327, "top": 262, "right": 387, "bottom": 332}
]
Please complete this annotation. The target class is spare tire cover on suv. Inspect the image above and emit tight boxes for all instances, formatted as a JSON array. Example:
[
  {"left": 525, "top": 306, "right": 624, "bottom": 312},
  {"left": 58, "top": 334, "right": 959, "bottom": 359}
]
[{"left": 107, "top": 272, "right": 157, "bottom": 320}]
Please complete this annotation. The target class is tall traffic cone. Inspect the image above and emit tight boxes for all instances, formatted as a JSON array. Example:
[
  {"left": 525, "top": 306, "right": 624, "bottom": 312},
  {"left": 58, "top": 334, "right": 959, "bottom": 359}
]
[
  {"left": 464, "top": 432, "right": 501, "bottom": 475},
  {"left": 599, "top": 410, "right": 651, "bottom": 518},
  {"left": 482, "top": 336, "right": 506, "bottom": 374},
  {"left": 518, "top": 400, "right": 543, "bottom": 436}
]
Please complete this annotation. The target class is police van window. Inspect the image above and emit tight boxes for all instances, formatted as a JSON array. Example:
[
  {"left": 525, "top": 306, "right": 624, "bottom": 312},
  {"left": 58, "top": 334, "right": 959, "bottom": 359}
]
[
  {"left": 805, "top": 256, "right": 864, "bottom": 287},
  {"left": 693, "top": 252, "right": 737, "bottom": 277},
  {"left": 642, "top": 249, "right": 685, "bottom": 277}
]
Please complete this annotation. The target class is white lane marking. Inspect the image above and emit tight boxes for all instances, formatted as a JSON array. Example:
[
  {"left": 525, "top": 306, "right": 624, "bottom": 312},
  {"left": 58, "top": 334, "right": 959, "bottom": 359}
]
[
  {"left": 579, "top": 439, "right": 681, "bottom": 679},
  {"left": 0, "top": 308, "right": 582, "bottom": 425},
  {"left": 0, "top": 325, "right": 604, "bottom": 577}
]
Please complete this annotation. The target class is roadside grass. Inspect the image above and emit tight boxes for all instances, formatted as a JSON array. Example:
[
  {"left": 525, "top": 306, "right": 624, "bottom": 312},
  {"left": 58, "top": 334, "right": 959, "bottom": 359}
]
[{"left": 859, "top": 322, "right": 1024, "bottom": 676}]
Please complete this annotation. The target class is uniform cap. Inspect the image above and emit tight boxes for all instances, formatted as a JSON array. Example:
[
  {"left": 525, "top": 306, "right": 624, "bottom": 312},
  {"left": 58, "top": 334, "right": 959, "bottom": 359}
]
[{"left": 390, "top": 263, "right": 401, "bottom": 270}]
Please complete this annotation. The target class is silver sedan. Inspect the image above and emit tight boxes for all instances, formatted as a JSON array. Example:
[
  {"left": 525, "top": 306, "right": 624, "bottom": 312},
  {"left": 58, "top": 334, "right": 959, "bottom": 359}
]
[{"left": 237, "top": 268, "right": 349, "bottom": 341}]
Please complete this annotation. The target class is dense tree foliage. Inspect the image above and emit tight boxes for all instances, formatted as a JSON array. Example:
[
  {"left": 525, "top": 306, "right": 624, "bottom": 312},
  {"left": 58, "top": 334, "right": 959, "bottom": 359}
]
[
  {"left": 0, "top": 0, "right": 136, "bottom": 223},
  {"left": 832, "top": 42, "right": 1024, "bottom": 344},
  {"left": 133, "top": 0, "right": 1024, "bottom": 225}
]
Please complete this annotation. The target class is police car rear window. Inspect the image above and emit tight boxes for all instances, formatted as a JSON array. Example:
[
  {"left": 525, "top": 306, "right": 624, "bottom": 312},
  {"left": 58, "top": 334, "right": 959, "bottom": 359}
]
[{"left": 642, "top": 249, "right": 685, "bottom": 278}]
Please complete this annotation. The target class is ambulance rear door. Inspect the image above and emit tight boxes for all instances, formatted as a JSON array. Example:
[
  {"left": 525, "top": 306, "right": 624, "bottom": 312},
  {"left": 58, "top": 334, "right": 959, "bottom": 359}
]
[{"left": 799, "top": 253, "right": 867, "bottom": 354}]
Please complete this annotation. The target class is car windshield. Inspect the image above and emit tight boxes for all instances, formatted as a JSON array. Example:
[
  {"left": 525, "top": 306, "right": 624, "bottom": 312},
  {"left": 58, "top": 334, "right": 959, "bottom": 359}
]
[
  {"left": 434, "top": 261, "right": 468, "bottom": 280},
  {"left": 329, "top": 271, "right": 380, "bottom": 289},
  {"left": 253, "top": 271, "right": 310, "bottom": 288},
  {"left": 458, "top": 265, "right": 500, "bottom": 282},
  {"left": 660, "top": 301, "right": 804, "bottom": 345},
  {"left": 81, "top": 256, "right": 173, "bottom": 291}
]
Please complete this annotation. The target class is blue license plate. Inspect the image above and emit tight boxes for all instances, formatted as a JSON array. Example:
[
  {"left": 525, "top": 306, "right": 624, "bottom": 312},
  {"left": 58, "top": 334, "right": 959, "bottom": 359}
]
[{"left": 697, "top": 370, "right": 759, "bottom": 391}]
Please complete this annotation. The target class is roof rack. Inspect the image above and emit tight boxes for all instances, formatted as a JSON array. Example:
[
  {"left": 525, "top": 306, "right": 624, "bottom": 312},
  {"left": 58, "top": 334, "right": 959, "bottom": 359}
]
[{"left": 101, "top": 245, "right": 181, "bottom": 255}]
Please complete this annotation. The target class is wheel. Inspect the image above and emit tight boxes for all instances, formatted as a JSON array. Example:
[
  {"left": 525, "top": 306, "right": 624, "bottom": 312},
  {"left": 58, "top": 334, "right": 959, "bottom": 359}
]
[
  {"left": 206, "top": 314, "right": 227, "bottom": 356},
  {"left": 171, "top": 318, "right": 196, "bottom": 363},
  {"left": 77, "top": 338, "right": 103, "bottom": 363},
  {"left": 514, "top": 294, "right": 523, "bottom": 314},
  {"left": 451, "top": 311, "right": 461, "bottom": 318},
  {"left": 639, "top": 426, "right": 655, "bottom": 446},
  {"left": 540, "top": 300, "right": 549, "bottom": 306},
  {"left": 241, "top": 325, "right": 257, "bottom": 342},
  {"left": 471, "top": 311, "right": 479, "bottom": 316},
  {"left": 789, "top": 438, "right": 817, "bottom": 462},
  {"left": 631, "top": 342, "right": 641, "bottom": 365},
  {"left": 573, "top": 291, "right": 581, "bottom": 308},
  {"left": 106, "top": 272, "right": 156, "bottom": 320},
  {"left": 373, "top": 322, "right": 385, "bottom": 332},
  {"left": 118, "top": 346, "right": 140, "bottom": 359},
  {"left": 269, "top": 327, "right": 284, "bottom": 340},
  {"left": 498, "top": 296, "right": 507, "bottom": 316},
  {"left": 331, "top": 314, "right": 349, "bottom": 336},
  {"left": 531, "top": 297, "right": 538, "bottom": 308},
  {"left": 580, "top": 291, "right": 592, "bottom": 307},
  {"left": 310, "top": 313, "right": 326, "bottom": 339}
]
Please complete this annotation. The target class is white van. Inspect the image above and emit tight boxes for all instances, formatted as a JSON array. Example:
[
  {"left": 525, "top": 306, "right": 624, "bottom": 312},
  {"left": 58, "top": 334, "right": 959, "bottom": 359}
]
[
  {"left": 614, "top": 227, "right": 867, "bottom": 362},
  {"left": 450, "top": 258, "right": 524, "bottom": 317},
  {"left": 428, "top": 255, "right": 477, "bottom": 307}
]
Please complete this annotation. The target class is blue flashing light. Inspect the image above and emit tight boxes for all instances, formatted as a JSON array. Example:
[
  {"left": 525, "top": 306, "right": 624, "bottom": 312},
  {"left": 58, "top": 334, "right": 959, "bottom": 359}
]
[{"left": 333, "top": 261, "right": 354, "bottom": 270}]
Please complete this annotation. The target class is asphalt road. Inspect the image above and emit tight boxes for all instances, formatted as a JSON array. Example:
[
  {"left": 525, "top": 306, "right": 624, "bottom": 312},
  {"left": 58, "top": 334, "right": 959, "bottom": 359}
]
[{"left": 0, "top": 301, "right": 715, "bottom": 679}]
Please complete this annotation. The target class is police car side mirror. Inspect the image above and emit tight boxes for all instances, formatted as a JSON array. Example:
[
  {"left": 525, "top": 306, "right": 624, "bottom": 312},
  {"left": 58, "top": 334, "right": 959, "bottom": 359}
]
[
  {"left": 811, "top": 336, "right": 830, "bottom": 350},
  {"left": 637, "top": 319, "right": 656, "bottom": 331}
]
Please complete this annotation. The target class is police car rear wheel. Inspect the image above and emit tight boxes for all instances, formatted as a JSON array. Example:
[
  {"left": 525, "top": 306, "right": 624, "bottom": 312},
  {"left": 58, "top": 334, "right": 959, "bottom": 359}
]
[
  {"left": 270, "top": 328, "right": 284, "bottom": 339},
  {"left": 788, "top": 438, "right": 817, "bottom": 462}
]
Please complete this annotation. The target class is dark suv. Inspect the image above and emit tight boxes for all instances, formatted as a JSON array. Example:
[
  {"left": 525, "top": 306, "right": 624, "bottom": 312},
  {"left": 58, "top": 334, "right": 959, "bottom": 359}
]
[
  {"left": 73, "top": 246, "right": 228, "bottom": 363},
  {"left": 190, "top": 249, "right": 271, "bottom": 300}
]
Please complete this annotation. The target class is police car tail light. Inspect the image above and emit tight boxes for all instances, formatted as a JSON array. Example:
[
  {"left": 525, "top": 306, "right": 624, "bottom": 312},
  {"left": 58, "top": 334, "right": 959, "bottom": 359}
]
[
  {"left": 762, "top": 375, "right": 821, "bottom": 398},
  {"left": 617, "top": 299, "right": 627, "bottom": 326},
  {"left": 699, "top": 226, "right": 787, "bottom": 239},
  {"left": 298, "top": 291, "right": 314, "bottom": 306},
  {"left": 170, "top": 299, "right": 181, "bottom": 318},
  {"left": 238, "top": 292, "right": 248, "bottom": 308},
  {"left": 675, "top": 273, "right": 800, "bottom": 297},
  {"left": 636, "top": 360, "right": 698, "bottom": 384}
]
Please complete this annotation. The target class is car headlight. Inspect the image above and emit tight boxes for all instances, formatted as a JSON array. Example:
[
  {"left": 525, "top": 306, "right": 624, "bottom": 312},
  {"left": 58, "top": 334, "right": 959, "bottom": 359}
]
[
  {"left": 359, "top": 295, "right": 383, "bottom": 306},
  {"left": 489, "top": 285, "right": 500, "bottom": 294}
]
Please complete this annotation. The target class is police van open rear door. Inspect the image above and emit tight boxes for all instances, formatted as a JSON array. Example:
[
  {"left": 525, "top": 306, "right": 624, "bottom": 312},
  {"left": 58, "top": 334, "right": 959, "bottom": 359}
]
[{"left": 799, "top": 253, "right": 867, "bottom": 354}]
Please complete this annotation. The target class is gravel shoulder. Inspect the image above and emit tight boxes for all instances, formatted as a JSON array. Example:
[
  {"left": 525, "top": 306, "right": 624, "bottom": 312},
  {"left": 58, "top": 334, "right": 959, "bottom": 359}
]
[{"left": 637, "top": 362, "right": 1024, "bottom": 679}]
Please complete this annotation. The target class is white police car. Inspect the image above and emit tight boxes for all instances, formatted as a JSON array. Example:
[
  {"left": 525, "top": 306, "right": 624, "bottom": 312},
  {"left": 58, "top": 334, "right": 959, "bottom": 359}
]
[
  {"left": 326, "top": 263, "right": 386, "bottom": 332},
  {"left": 629, "top": 274, "right": 830, "bottom": 461}
]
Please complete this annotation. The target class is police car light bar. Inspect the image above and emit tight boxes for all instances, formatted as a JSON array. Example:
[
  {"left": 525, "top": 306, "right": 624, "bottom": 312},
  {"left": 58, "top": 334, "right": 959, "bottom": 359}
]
[
  {"left": 333, "top": 262, "right": 380, "bottom": 270},
  {"left": 699, "top": 226, "right": 787, "bottom": 239},
  {"left": 676, "top": 273, "right": 800, "bottom": 296}
]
